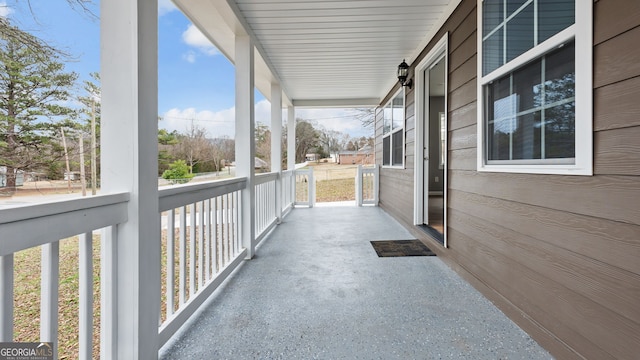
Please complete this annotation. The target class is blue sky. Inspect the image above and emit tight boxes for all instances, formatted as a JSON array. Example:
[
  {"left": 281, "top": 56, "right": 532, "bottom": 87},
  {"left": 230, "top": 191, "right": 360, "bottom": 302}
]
[{"left": 1, "top": 0, "right": 371, "bottom": 139}]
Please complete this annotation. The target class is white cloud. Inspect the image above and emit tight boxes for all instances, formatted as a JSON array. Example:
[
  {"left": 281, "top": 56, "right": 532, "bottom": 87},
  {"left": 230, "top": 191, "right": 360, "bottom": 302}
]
[
  {"left": 0, "top": 2, "right": 14, "bottom": 18},
  {"left": 182, "top": 50, "right": 196, "bottom": 64},
  {"left": 161, "top": 107, "right": 235, "bottom": 138},
  {"left": 181, "top": 24, "right": 219, "bottom": 62},
  {"left": 159, "top": 100, "right": 371, "bottom": 139},
  {"left": 158, "top": 0, "right": 177, "bottom": 16},
  {"left": 296, "top": 108, "right": 372, "bottom": 137}
]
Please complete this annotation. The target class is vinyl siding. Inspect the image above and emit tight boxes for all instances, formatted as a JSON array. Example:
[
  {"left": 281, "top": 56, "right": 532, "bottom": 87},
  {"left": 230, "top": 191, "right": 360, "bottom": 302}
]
[{"left": 375, "top": 0, "right": 640, "bottom": 358}]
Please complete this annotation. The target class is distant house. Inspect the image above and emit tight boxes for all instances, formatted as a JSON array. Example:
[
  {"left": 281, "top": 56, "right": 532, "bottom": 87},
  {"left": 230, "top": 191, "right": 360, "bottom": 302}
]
[
  {"left": 0, "top": 167, "right": 24, "bottom": 187},
  {"left": 337, "top": 145, "right": 374, "bottom": 165},
  {"left": 254, "top": 157, "right": 268, "bottom": 170}
]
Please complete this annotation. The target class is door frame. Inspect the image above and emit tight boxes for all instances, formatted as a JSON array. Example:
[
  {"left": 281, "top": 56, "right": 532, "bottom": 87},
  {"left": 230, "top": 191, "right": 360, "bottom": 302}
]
[{"left": 413, "top": 33, "right": 449, "bottom": 247}]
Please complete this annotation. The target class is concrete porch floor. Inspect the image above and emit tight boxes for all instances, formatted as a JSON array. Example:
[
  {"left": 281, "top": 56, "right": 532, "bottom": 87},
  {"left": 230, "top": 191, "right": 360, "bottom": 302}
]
[{"left": 160, "top": 206, "right": 552, "bottom": 359}]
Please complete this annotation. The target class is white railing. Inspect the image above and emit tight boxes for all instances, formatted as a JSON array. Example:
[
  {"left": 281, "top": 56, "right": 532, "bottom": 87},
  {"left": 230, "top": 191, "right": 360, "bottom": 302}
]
[
  {"left": 356, "top": 165, "right": 379, "bottom": 206},
  {"left": 0, "top": 167, "right": 331, "bottom": 358},
  {"left": 158, "top": 177, "right": 247, "bottom": 346},
  {"left": 254, "top": 172, "right": 279, "bottom": 243},
  {"left": 281, "top": 169, "right": 295, "bottom": 214},
  {"left": 0, "top": 193, "right": 129, "bottom": 360},
  {"left": 294, "top": 168, "right": 315, "bottom": 207}
]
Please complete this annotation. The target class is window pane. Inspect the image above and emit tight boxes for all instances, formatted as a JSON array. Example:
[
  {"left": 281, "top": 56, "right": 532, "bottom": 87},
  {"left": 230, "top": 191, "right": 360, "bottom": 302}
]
[
  {"left": 539, "top": 0, "right": 574, "bottom": 43},
  {"left": 506, "top": 3, "right": 534, "bottom": 62},
  {"left": 383, "top": 105, "right": 391, "bottom": 134},
  {"left": 507, "top": 0, "right": 528, "bottom": 17},
  {"left": 392, "top": 130, "right": 403, "bottom": 166},
  {"left": 483, "top": 0, "right": 503, "bottom": 37},
  {"left": 392, "top": 95, "right": 404, "bottom": 130},
  {"left": 512, "top": 111, "right": 541, "bottom": 159},
  {"left": 545, "top": 102, "right": 575, "bottom": 158},
  {"left": 486, "top": 77, "right": 511, "bottom": 122},
  {"left": 512, "top": 58, "right": 542, "bottom": 112},
  {"left": 382, "top": 136, "right": 390, "bottom": 165},
  {"left": 488, "top": 117, "right": 513, "bottom": 160},
  {"left": 483, "top": 29, "right": 503, "bottom": 75},
  {"left": 544, "top": 42, "right": 575, "bottom": 104}
]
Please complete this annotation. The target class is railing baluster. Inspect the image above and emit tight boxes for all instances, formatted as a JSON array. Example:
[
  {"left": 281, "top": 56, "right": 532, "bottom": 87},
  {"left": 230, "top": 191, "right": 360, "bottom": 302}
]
[
  {"left": 198, "top": 202, "right": 204, "bottom": 289},
  {"left": 204, "top": 200, "right": 211, "bottom": 283},
  {"left": 216, "top": 196, "right": 223, "bottom": 271},
  {"left": 189, "top": 203, "right": 196, "bottom": 297},
  {"left": 41, "top": 241, "right": 60, "bottom": 359},
  {"left": 179, "top": 206, "right": 187, "bottom": 306},
  {"left": 167, "top": 210, "right": 175, "bottom": 318},
  {"left": 234, "top": 191, "right": 240, "bottom": 256},
  {"left": 224, "top": 194, "right": 233, "bottom": 266},
  {"left": 79, "top": 232, "right": 93, "bottom": 360},
  {"left": 213, "top": 197, "right": 219, "bottom": 274},
  {"left": 101, "top": 226, "right": 117, "bottom": 359},
  {"left": 0, "top": 254, "right": 13, "bottom": 341}
]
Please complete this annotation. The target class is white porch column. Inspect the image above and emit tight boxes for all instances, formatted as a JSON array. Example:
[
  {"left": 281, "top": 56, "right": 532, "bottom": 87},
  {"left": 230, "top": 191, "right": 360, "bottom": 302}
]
[
  {"left": 270, "top": 83, "right": 282, "bottom": 222},
  {"left": 287, "top": 106, "right": 296, "bottom": 170},
  {"left": 101, "top": 0, "right": 160, "bottom": 358},
  {"left": 235, "top": 35, "right": 256, "bottom": 259}
]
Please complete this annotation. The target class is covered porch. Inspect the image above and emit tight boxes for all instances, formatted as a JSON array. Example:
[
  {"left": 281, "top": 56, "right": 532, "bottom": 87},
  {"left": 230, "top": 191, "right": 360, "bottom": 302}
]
[
  {"left": 160, "top": 206, "right": 549, "bottom": 359},
  {"left": 0, "top": 0, "right": 556, "bottom": 359}
]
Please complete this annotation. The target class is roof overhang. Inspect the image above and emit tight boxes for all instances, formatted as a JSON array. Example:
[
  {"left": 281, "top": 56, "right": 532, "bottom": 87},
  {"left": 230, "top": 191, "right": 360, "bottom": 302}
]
[{"left": 172, "top": 0, "right": 462, "bottom": 107}]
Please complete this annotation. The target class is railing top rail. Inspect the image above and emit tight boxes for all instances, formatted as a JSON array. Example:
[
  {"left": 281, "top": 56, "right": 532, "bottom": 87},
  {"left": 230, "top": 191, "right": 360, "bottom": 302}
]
[
  {"left": 159, "top": 177, "right": 247, "bottom": 212},
  {"left": 0, "top": 192, "right": 130, "bottom": 256},
  {"left": 0, "top": 192, "right": 129, "bottom": 225},
  {"left": 254, "top": 172, "right": 279, "bottom": 186}
]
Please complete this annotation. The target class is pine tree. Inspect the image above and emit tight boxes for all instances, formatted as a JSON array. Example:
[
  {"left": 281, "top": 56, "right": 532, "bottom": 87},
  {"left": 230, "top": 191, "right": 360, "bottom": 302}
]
[{"left": 0, "top": 20, "right": 77, "bottom": 193}]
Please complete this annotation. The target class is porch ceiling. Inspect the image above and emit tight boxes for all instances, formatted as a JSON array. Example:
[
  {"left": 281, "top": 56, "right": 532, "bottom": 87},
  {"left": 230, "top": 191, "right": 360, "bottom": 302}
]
[{"left": 173, "top": 0, "right": 461, "bottom": 107}]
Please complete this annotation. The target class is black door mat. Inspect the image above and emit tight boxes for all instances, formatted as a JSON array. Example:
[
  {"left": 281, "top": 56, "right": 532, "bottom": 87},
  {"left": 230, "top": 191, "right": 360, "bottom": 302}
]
[{"left": 370, "top": 240, "right": 436, "bottom": 257}]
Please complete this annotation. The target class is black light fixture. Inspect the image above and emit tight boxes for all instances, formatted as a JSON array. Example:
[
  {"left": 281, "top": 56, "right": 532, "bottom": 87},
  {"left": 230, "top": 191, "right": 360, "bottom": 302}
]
[{"left": 397, "top": 59, "right": 413, "bottom": 89}]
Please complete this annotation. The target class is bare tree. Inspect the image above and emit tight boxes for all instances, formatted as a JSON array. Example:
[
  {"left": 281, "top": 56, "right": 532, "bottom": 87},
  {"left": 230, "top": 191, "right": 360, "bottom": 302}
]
[
  {"left": 175, "top": 124, "right": 211, "bottom": 173},
  {"left": 318, "top": 128, "right": 344, "bottom": 161},
  {"left": 255, "top": 122, "right": 271, "bottom": 168},
  {"left": 349, "top": 108, "right": 376, "bottom": 130},
  {"left": 209, "top": 136, "right": 234, "bottom": 174}
]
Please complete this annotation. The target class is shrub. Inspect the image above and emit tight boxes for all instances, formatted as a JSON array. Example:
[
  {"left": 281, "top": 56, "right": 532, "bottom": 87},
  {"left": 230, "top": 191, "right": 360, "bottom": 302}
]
[{"left": 162, "top": 160, "right": 194, "bottom": 184}]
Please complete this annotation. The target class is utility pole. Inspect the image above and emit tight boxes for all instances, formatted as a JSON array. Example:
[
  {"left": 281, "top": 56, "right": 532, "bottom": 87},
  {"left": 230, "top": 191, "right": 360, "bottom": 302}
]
[
  {"left": 61, "top": 128, "right": 71, "bottom": 193},
  {"left": 79, "top": 133, "right": 87, "bottom": 196},
  {"left": 91, "top": 98, "right": 97, "bottom": 195}
]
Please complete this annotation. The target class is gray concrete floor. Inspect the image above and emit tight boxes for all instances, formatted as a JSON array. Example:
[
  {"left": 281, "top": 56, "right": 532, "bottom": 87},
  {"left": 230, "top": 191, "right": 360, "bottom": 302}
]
[{"left": 160, "top": 206, "right": 552, "bottom": 360}]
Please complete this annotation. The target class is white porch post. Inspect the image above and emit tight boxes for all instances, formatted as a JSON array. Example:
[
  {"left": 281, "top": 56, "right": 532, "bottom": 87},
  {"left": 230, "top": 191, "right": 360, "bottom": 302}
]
[
  {"left": 287, "top": 106, "right": 296, "bottom": 170},
  {"left": 270, "top": 83, "right": 282, "bottom": 222},
  {"left": 235, "top": 35, "right": 256, "bottom": 259},
  {"left": 101, "top": 0, "right": 160, "bottom": 358}
]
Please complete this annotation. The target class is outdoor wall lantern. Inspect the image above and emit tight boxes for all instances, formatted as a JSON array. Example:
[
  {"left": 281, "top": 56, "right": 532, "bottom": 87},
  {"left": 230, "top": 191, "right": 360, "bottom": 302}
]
[{"left": 397, "top": 59, "right": 413, "bottom": 89}]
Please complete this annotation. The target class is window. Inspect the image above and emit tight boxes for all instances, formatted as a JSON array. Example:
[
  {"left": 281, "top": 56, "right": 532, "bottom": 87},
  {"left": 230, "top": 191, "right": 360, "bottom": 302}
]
[
  {"left": 478, "top": 0, "right": 592, "bottom": 175},
  {"left": 382, "top": 92, "right": 404, "bottom": 167}
]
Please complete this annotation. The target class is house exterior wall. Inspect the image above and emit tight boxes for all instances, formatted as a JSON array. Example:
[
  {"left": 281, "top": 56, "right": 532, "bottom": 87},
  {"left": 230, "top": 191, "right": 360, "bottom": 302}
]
[
  {"left": 337, "top": 153, "right": 374, "bottom": 165},
  {"left": 376, "top": 0, "right": 640, "bottom": 358}
]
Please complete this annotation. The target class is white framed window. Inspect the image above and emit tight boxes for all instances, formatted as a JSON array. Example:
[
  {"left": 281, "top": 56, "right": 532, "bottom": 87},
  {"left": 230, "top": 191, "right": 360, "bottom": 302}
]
[
  {"left": 477, "top": 0, "right": 592, "bottom": 175},
  {"left": 382, "top": 90, "right": 405, "bottom": 167}
]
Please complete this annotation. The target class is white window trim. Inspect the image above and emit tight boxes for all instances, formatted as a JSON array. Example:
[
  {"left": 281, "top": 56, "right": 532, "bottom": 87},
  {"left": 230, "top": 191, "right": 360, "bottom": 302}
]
[
  {"left": 382, "top": 89, "right": 406, "bottom": 169},
  {"left": 476, "top": 0, "right": 593, "bottom": 175}
]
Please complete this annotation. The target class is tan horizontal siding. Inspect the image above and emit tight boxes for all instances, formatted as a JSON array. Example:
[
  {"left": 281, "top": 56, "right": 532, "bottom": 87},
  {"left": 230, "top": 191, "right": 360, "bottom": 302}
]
[
  {"left": 594, "top": 24, "right": 640, "bottom": 88},
  {"left": 594, "top": 75, "right": 640, "bottom": 131},
  {"left": 449, "top": 102, "right": 476, "bottom": 131},
  {"left": 594, "top": 0, "right": 640, "bottom": 44},
  {"left": 375, "top": 1, "right": 640, "bottom": 358},
  {"left": 594, "top": 126, "right": 640, "bottom": 176}
]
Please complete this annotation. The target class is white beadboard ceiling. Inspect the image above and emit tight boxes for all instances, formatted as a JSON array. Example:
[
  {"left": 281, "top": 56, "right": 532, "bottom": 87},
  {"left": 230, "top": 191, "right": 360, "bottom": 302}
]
[{"left": 173, "top": 0, "right": 460, "bottom": 107}]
